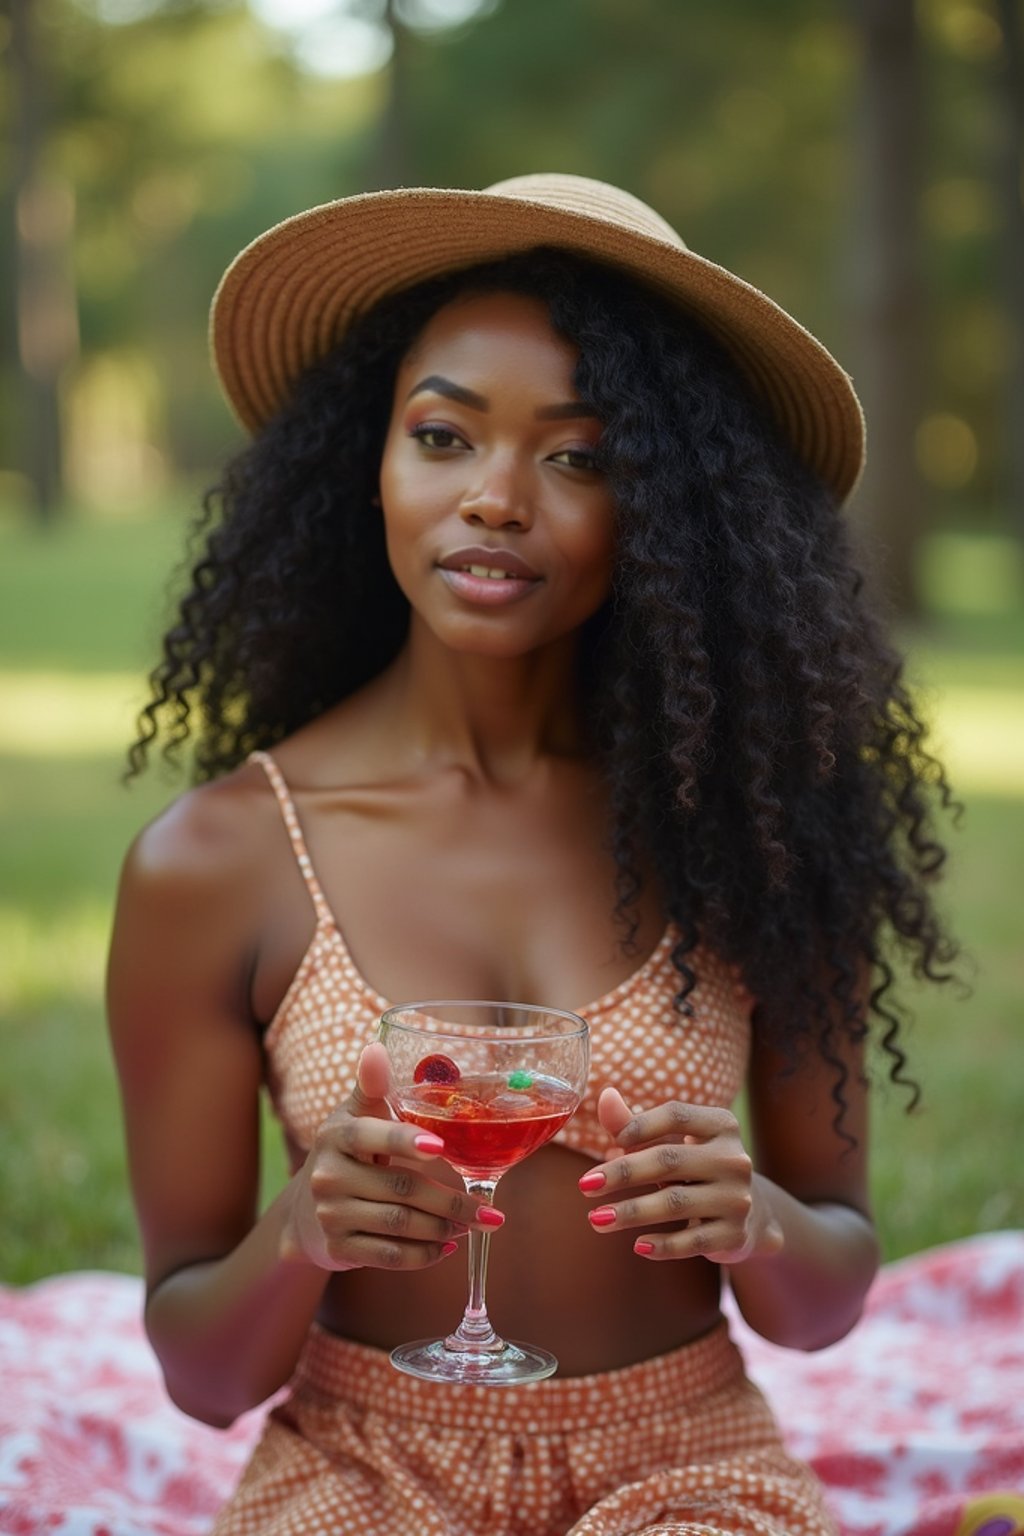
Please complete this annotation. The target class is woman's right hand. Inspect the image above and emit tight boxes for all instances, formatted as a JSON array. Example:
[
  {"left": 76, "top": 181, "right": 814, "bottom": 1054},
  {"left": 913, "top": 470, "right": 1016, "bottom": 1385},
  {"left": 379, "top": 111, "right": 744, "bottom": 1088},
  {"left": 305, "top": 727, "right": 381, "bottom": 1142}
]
[{"left": 280, "top": 1042, "right": 502, "bottom": 1272}]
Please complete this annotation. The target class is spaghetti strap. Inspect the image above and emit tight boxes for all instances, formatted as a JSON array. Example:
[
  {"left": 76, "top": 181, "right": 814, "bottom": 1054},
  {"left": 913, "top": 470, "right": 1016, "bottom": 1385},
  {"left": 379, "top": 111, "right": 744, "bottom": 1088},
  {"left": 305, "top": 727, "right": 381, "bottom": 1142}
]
[{"left": 249, "top": 750, "right": 335, "bottom": 926}]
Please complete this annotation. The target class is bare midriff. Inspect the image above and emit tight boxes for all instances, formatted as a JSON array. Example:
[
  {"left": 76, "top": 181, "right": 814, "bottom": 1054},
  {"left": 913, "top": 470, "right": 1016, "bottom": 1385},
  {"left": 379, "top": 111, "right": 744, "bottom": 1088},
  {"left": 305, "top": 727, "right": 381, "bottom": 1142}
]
[{"left": 318, "top": 1141, "right": 723, "bottom": 1376}]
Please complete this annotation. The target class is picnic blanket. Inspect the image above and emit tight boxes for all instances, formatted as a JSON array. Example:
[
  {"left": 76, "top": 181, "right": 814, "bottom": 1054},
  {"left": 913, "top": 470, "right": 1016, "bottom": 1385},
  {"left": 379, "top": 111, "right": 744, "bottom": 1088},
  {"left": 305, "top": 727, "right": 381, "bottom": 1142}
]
[{"left": 0, "top": 1230, "right": 1021, "bottom": 1536}]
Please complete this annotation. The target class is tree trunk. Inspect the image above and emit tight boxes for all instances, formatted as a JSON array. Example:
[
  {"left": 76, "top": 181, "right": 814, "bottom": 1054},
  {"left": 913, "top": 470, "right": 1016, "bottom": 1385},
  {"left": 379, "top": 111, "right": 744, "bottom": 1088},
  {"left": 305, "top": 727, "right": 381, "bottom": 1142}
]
[
  {"left": 366, "top": 0, "right": 414, "bottom": 191},
  {"left": 994, "top": 0, "right": 1024, "bottom": 539},
  {"left": 846, "top": 0, "right": 926, "bottom": 616},
  {"left": 10, "top": 0, "right": 77, "bottom": 523}
]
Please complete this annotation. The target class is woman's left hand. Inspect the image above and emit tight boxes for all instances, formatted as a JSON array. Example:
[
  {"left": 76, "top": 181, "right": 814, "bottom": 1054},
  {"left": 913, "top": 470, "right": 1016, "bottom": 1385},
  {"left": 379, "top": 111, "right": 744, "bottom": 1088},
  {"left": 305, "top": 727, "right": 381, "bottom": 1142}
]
[{"left": 578, "top": 1086, "right": 784, "bottom": 1265}]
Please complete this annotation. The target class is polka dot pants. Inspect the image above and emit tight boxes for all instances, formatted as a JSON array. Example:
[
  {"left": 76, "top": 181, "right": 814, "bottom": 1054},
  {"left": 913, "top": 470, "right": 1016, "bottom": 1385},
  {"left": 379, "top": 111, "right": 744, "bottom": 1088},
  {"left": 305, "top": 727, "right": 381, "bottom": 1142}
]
[{"left": 211, "top": 1323, "right": 837, "bottom": 1536}]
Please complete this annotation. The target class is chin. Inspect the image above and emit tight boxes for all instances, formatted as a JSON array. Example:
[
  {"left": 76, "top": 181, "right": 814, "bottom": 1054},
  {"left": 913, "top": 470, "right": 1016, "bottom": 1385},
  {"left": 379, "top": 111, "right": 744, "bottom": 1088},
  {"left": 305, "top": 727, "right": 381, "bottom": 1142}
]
[{"left": 436, "top": 622, "right": 545, "bottom": 659}]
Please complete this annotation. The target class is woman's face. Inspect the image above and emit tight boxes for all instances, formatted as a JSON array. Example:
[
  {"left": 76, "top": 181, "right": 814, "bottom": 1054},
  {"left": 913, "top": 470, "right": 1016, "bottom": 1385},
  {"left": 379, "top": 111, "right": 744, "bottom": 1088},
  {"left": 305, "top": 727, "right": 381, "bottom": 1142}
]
[{"left": 378, "top": 289, "right": 616, "bottom": 659}]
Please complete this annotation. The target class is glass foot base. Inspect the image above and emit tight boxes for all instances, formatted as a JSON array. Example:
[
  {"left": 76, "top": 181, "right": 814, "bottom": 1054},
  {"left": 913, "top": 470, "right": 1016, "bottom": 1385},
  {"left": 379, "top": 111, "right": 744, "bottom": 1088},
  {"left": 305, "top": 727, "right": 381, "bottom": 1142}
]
[{"left": 389, "top": 1336, "right": 558, "bottom": 1386}]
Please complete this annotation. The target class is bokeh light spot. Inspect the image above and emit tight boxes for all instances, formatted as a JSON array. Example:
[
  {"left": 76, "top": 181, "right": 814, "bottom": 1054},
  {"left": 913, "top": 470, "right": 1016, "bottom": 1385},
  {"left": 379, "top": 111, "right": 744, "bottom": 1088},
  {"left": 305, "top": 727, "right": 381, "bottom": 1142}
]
[{"left": 915, "top": 413, "right": 978, "bottom": 490}]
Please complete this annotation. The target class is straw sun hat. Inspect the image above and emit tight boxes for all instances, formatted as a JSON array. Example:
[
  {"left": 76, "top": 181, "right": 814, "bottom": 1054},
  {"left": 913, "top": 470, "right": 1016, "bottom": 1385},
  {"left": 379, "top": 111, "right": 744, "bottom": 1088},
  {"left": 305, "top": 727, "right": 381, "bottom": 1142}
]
[{"left": 210, "top": 172, "right": 865, "bottom": 503}]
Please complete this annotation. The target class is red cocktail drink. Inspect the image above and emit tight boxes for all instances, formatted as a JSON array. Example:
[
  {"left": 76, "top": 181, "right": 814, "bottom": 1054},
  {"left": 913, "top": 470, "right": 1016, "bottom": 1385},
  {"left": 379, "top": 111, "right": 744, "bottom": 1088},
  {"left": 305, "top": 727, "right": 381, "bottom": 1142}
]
[
  {"left": 378, "top": 999, "right": 589, "bottom": 1385},
  {"left": 397, "top": 1072, "right": 577, "bottom": 1177}
]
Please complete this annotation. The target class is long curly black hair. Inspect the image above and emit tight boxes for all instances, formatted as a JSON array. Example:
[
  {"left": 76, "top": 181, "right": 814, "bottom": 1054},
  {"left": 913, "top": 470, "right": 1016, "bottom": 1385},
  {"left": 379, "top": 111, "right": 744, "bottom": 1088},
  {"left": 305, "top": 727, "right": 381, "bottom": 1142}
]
[{"left": 130, "top": 248, "right": 959, "bottom": 1128}]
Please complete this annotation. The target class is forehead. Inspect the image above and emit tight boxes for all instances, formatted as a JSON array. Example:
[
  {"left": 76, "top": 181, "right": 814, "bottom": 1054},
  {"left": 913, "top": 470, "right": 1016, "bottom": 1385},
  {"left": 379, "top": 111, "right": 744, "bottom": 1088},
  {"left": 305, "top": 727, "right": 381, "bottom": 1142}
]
[{"left": 398, "top": 289, "right": 578, "bottom": 379}]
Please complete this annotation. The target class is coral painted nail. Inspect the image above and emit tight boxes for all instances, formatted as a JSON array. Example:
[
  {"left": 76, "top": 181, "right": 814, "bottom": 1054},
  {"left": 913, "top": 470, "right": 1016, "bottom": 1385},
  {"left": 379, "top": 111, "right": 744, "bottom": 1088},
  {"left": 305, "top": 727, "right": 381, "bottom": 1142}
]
[
  {"left": 578, "top": 1170, "right": 606, "bottom": 1192},
  {"left": 589, "top": 1206, "right": 617, "bottom": 1228},
  {"left": 478, "top": 1206, "right": 505, "bottom": 1228},
  {"left": 414, "top": 1132, "right": 445, "bottom": 1153},
  {"left": 634, "top": 1240, "right": 655, "bottom": 1257}
]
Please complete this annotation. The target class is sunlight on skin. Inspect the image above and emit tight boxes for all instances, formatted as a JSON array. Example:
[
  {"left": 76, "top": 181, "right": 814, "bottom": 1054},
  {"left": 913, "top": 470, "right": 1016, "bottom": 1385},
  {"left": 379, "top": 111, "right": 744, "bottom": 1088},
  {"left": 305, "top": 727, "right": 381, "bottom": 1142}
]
[{"left": 1, "top": 668, "right": 1021, "bottom": 795}]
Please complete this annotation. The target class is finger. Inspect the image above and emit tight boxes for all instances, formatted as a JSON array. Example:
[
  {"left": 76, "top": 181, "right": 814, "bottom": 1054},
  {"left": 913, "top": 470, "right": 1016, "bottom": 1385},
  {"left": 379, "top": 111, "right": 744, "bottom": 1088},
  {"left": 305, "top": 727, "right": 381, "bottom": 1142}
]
[
  {"left": 329, "top": 1232, "right": 465, "bottom": 1273},
  {"left": 315, "top": 1157, "right": 504, "bottom": 1232},
  {"left": 579, "top": 1141, "right": 752, "bottom": 1197},
  {"left": 596, "top": 1085, "right": 635, "bottom": 1141},
  {"left": 630, "top": 1220, "right": 741, "bottom": 1262},
  {"left": 350, "top": 1042, "right": 392, "bottom": 1115},
  {"left": 615, "top": 1102, "right": 738, "bottom": 1149},
  {"left": 334, "top": 1044, "right": 444, "bottom": 1168},
  {"left": 585, "top": 1164, "right": 758, "bottom": 1234},
  {"left": 585, "top": 1182, "right": 710, "bottom": 1234},
  {"left": 321, "top": 1106, "right": 443, "bottom": 1167},
  {"left": 352, "top": 1199, "right": 475, "bottom": 1246},
  {"left": 578, "top": 1144, "right": 696, "bottom": 1196}
]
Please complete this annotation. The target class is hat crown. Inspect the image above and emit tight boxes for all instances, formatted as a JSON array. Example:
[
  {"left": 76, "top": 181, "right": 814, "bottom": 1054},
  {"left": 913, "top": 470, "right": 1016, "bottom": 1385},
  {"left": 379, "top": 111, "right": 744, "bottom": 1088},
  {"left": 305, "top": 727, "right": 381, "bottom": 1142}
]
[
  {"left": 484, "top": 173, "right": 688, "bottom": 254},
  {"left": 211, "top": 172, "right": 863, "bottom": 501}
]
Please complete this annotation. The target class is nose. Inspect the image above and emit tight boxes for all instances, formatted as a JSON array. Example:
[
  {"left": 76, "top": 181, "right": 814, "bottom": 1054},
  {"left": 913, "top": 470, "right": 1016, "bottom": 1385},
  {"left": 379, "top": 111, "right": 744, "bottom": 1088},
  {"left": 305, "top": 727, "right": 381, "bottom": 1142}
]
[{"left": 459, "top": 453, "right": 533, "bottom": 530}]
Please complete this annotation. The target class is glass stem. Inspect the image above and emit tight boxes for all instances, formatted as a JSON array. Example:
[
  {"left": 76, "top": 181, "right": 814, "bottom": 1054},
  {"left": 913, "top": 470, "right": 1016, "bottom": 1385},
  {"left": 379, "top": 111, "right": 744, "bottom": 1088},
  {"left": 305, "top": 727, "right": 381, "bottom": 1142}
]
[{"left": 446, "top": 1177, "right": 503, "bottom": 1354}]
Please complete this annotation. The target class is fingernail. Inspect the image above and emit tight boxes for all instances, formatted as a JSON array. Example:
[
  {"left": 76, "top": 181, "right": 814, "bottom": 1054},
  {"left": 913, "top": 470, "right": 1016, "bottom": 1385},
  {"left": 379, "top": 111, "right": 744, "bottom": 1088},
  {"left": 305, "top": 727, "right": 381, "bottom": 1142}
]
[
  {"left": 477, "top": 1205, "right": 505, "bottom": 1228},
  {"left": 441, "top": 1240, "right": 459, "bottom": 1257},
  {"left": 588, "top": 1206, "right": 617, "bottom": 1228},
  {"left": 578, "top": 1170, "right": 606, "bottom": 1192},
  {"left": 414, "top": 1132, "right": 445, "bottom": 1153},
  {"left": 634, "top": 1240, "right": 655, "bottom": 1257}
]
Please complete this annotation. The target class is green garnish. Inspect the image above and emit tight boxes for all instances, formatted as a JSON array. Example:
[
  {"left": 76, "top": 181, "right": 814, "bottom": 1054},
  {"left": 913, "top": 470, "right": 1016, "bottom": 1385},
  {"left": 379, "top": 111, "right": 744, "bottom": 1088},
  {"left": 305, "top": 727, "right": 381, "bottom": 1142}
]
[{"left": 507, "top": 1070, "right": 533, "bottom": 1090}]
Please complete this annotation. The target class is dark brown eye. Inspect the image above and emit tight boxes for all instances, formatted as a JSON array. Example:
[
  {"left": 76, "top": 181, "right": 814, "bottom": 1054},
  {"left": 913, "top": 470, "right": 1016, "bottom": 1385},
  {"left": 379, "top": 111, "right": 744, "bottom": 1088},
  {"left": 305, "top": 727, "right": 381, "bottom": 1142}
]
[
  {"left": 551, "top": 447, "right": 599, "bottom": 472},
  {"left": 410, "top": 425, "right": 464, "bottom": 450}
]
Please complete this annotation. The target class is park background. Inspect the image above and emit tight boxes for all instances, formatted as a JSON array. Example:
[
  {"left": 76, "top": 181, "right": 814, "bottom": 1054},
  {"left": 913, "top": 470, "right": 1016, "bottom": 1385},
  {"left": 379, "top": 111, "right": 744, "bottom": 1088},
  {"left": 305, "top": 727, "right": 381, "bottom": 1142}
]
[{"left": 1, "top": 0, "right": 1022, "bottom": 1283}]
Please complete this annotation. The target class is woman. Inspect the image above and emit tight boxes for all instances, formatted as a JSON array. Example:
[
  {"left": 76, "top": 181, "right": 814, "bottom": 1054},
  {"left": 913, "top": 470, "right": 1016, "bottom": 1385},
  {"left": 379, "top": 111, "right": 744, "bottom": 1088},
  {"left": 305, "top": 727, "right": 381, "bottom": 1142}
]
[{"left": 109, "top": 174, "right": 956, "bottom": 1535}]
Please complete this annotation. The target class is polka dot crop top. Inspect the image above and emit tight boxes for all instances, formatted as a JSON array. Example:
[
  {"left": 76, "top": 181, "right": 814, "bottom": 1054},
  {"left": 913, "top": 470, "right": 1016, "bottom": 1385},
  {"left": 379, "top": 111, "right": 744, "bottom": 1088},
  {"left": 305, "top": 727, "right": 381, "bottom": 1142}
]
[{"left": 252, "top": 751, "right": 753, "bottom": 1164}]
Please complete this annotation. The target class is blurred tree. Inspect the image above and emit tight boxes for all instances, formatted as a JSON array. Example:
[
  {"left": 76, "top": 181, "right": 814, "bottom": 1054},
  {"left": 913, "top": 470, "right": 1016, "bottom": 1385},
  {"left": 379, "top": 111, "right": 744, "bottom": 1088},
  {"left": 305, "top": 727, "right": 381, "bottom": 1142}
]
[
  {"left": 365, "top": 0, "right": 412, "bottom": 189},
  {"left": 398, "top": 0, "right": 1024, "bottom": 604},
  {"left": 9, "top": 0, "right": 78, "bottom": 522},
  {"left": 402, "top": 0, "right": 854, "bottom": 352},
  {"left": 917, "top": 1, "right": 1006, "bottom": 530},
  {"left": 994, "top": 0, "right": 1024, "bottom": 536},
  {"left": 846, "top": 0, "right": 925, "bottom": 615},
  {"left": 2, "top": 0, "right": 387, "bottom": 498},
  {"left": 0, "top": 0, "right": 1017, "bottom": 579}
]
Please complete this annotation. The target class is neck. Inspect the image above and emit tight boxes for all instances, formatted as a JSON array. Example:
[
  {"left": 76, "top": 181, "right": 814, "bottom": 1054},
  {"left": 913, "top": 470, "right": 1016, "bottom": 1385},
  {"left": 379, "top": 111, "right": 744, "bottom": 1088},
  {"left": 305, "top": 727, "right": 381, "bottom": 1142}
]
[{"left": 382, "top": 617, "right": 588, "bottom": 784}]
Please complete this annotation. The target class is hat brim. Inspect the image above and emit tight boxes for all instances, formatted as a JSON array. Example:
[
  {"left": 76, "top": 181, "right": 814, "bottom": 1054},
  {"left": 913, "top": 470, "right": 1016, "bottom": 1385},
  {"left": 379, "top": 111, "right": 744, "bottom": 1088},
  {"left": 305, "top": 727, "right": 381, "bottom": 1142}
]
[{"left": 210, "top": 187, "right": 865, "bottom": 503}]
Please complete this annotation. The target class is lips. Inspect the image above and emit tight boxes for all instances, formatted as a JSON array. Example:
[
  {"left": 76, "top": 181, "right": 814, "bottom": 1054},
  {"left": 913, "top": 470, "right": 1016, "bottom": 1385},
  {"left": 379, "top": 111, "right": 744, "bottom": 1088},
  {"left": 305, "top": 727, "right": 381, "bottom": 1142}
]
[
  {"left": 435, "top": 544, "right": 542, "bottom": 608},
  {"left": 437, "top": 545, "right": 540, "bottom": 582}
]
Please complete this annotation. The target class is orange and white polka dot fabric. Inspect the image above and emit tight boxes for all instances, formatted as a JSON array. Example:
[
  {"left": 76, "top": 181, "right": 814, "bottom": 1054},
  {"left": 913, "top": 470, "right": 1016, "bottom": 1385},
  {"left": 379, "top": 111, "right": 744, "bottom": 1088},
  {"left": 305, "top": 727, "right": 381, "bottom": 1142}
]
[
  {"left": 212, "top": 1323, "right": 837, "bottom": 1535},
  {"left": 249, "top": 751, "right": 753, "bottom": 1165},
  {"left": 229, "top": 753, "right": 834, "bottom": 1534}
]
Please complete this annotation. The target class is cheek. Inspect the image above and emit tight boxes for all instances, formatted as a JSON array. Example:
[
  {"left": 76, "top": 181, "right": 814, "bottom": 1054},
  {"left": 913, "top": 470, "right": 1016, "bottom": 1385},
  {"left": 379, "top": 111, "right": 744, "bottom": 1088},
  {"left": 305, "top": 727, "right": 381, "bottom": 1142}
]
[
  {"left": 378, "top": 446, "right": 432, "bottom": 562},
  {"left": 377, "top": 433, "right": 409, "bottom": 520},
  {"left": 568, "top": 502, "right": 617, "bottom": 595},
  {"left": 377, "top": 476, "right": 418, "bottom": 596}
]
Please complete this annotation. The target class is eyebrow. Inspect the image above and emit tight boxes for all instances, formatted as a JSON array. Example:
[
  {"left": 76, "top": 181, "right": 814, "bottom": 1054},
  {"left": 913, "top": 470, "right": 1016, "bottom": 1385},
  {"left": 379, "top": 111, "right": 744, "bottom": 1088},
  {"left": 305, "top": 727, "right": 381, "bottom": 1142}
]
[
  {"left": 406, "top": 374, "right": 599, "bottom": 422},
  {"left": 407, "top": 375, "right": 488, "bottom": 411}
]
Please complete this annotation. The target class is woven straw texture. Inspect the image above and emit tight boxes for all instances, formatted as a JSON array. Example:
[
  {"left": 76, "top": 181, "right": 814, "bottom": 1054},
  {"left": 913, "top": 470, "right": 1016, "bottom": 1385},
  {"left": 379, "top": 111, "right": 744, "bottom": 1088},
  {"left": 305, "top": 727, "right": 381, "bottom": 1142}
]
[{"left": 210, "top": 175, "right": 865, "bottom": 502}]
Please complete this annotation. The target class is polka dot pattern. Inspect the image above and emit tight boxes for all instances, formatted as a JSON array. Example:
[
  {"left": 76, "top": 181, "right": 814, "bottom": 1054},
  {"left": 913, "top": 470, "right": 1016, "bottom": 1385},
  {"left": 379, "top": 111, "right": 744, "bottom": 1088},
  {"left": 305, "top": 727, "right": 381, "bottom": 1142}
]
[
  {"left": 235, "top": 755, "right": 832, "bottom": 1533},
  {"left": 211, "top": 1324, "right": 837, "bottom": 1535},
  {"left": 250, "top": 752, "right": 752, "bottom": 1164}
]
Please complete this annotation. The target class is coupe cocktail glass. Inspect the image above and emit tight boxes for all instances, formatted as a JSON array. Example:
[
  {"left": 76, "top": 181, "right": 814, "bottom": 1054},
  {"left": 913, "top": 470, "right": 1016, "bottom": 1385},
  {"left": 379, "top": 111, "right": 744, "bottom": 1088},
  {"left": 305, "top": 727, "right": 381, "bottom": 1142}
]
[{"left": 378, "top": 1000, "right": 589, "bottom": 1385}]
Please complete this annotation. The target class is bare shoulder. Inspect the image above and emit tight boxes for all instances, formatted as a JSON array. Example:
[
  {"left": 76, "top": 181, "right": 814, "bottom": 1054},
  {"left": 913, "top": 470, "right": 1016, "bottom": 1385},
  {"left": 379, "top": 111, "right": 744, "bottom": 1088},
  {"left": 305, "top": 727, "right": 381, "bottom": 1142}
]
[
  {"left": 110, "top": 761, "right": 285, "bottom": 1032},
  {"left": 109, "top": 763, "right": 283, "bottom": 1290},
  {"left": 123, "top": 760, "right": 275, "bottom": 896}
]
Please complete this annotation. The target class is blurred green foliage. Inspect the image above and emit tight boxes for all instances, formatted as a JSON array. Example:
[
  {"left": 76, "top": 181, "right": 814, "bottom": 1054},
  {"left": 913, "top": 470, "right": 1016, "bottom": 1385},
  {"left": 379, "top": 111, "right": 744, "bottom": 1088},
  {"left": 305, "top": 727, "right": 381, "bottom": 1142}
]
[
  {"left": 2, "top": 0, "right": 1020, "bottom": 526},
  {"left": 1, "top": 0, "right": 1021, "bottom": 1284},
  {"left": 0, "top": 511, "right": 1022, "bottom": 1280}
]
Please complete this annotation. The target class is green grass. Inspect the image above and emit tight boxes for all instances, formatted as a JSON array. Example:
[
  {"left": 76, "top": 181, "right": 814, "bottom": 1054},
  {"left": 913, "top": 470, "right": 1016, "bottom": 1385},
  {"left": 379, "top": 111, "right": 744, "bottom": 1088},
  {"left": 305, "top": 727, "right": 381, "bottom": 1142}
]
[
  {"left": 1, "top": 511, "right": 1022, "bottom": 1281},
  {"left": 0, "top": 507, "right": 192, "bottom": 673},
  {"left": 867, "top": 790, "right": 1024, "bottom": 1251}
]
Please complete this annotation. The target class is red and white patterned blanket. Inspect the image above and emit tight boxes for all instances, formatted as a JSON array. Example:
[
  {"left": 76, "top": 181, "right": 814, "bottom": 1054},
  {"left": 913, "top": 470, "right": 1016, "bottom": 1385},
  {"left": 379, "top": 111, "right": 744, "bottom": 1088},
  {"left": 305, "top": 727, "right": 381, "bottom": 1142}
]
[{"left": 1, "top": 1232, "right": 1022, "bottom": 1536}]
